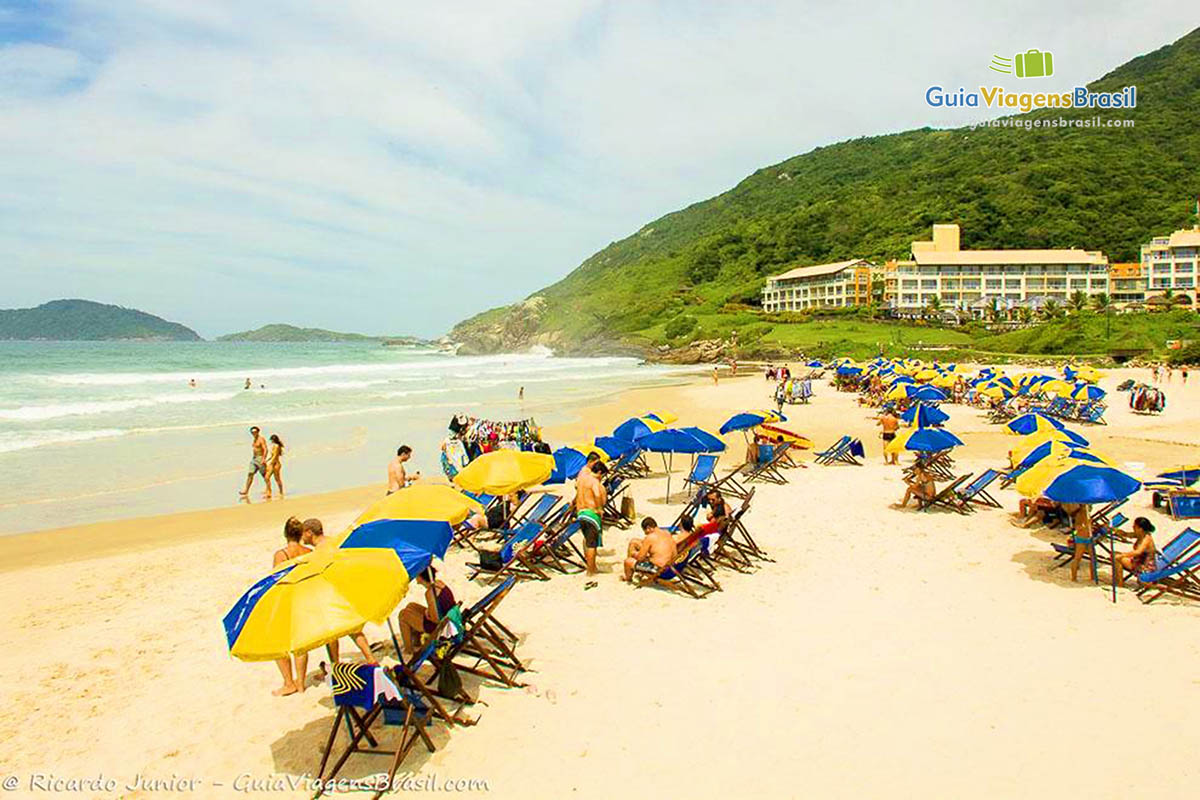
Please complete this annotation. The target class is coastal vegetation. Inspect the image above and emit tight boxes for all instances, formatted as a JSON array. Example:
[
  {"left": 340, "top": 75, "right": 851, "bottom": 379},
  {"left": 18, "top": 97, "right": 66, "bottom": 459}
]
[
  {"left": 452, "top": 27, "right": 1200, "bottom": 361},
  {"left": 0, "top": 299, "right": 201, "bottom": 341},
  {"left": 217, "top": 324, "right": 381, "bottom": 343}
]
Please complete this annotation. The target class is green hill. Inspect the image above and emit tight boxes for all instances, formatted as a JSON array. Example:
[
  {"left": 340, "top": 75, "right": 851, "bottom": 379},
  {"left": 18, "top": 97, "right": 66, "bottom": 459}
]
[
  {"left": 217, "top": 324, "right": 379, "bottom": 342},
  {"left": 452, "top": 27, "right": 1200, "bottom": 358},
  {"left": 0, "top": 299, "right": 201, "bottom": 341}
]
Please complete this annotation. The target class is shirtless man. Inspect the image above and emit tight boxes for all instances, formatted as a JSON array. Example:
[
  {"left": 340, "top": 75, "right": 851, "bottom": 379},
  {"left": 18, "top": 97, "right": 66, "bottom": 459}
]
[
  {"left": 387, "top": 445, "right": 420, "bottom": 494},
  {"left": 240, "top": 426, "right": 269, "bottom": 497},
  {"left": 301, "top": 518, "right": 376, "bottom": 669},
  {"left": 574, "top": 460, "right": 608, "bottom": 575},
  {"left": 622, "top": 517, "right": 678, "bottom": 582},
  {"left": 878, "top": 408, "right": 900, "bottom": 465}
]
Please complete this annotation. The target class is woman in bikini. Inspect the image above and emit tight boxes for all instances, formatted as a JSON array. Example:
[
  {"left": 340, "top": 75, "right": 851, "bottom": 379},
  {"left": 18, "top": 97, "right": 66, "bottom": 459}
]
[
  {"left": 1065, "top": 503, "right": 1094, "bottom": 582},
  {"left": 264, "top": 434, "right": 285, "bottom": 499},
  {"left": 1113, "top": 517, "right": 1158, "bottom": 585},
  {"left": 272, "top": 517, "right": 311, "bottom": 696},
  {"left": 397, "top": 566, "right": 457, "bottom": 657}
]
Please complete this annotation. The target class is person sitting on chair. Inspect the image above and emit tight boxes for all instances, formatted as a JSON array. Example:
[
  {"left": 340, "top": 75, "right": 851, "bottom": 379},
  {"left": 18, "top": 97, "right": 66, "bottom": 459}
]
[
  {"left": 698, "top": 488, "right": 728, "bottom": 536},
  {"left": 397, "top": 567, "right": 456, "bottom": 657},
  {"left": 1113, "top": 517, "right": 1158, "bottom": 583},
  {"left": 898, "top": 465, "right": 937, "bottom": 508},
  {"left": 622, "top": 517, "right": 678, "bottom": 582}
]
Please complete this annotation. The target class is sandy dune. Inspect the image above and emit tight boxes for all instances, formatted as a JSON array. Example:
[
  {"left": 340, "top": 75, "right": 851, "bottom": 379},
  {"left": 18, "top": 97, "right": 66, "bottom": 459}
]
[{"left": 1, "top": 365, "right": 1198, "bottom": 799}]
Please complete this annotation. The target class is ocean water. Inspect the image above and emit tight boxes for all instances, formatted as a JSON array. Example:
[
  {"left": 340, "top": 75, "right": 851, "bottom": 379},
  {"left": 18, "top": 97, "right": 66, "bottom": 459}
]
[{"left": 0, "top": 342, "right": 690, "bottom": 534}]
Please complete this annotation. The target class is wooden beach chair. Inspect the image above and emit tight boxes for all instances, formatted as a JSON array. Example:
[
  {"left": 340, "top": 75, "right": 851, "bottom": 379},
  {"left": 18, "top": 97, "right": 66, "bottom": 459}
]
[
  {"left": 447, "top": 578, "right": 526, "bottom": 688},
  {"left": 314, "top": 663, "right": 436, "bottom": 800},
  {"left": 632, "top": 537, "right": 721, "bottom": 598},
  {"left": 715, "top": 488, "right": 771, "bottom": 565},
  {"left": 917, "top": 473, "right": 975, "bottom": 514},
  {"left": 813, "top": 435, "right": 862, "bottom": 466},
  {"left": 744, "top": 444, "right": 790, "bottom": 485},
  {"left": 389, "top": 615, "right": 475, "bottom": 727},
  {"left": 602, "top": 476, "right": 634, "bottom": 529},
  {"left": 954, "top": 468, "right": 1003, "bottom": 508},
  {"left": 465, "top": 522, "right": 553, "bottom": 583}
]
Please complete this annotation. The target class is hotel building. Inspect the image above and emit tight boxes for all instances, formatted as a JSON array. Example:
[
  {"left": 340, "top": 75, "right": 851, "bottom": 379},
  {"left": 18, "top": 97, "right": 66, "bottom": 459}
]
[
  {"left": 889, "top": 224, "right": 1109, "bottom": 317},
  {"left": 761, "top": 259, "right": 879, "bottom": 312},
  {"left": 1108, "top": 262, "right": 1146, "bottom": 307},
  {"left": 1140, "top": 226, "right": 1200, "bottom": 306}
]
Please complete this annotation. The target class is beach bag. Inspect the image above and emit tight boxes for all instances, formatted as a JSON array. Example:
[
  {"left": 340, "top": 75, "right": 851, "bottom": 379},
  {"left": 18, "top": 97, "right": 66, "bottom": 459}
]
[
  {"left": 477, "top": 543, "right": 503, "bottom": 571},
  {"left": 621, "top": 496, "right": 636, "bottom": 519}
]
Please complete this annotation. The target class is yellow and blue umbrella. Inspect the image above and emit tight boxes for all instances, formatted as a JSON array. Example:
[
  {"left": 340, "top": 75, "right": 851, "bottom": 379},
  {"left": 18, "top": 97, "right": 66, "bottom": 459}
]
[
  {"left": 978, "top": 381, "right": 1015, "bottom": 400},
  {"left": 901, "top": 402, "right": 949, "bottom": 427},
  {"left": 548, "top": 446, "right": 597, "bottom": 484},
  {"left": 1071, "top": 383, "right": 1106, "bottom": 401},
  {"left": 613, "top": 415, "right": 666, "bottom": 443},
  {"left": 1006, "top": 412, "right": 1066, "bottom": 436},
  {"left": 720, "top": 410, "right": 788, "bottom": 434},
  {"left": 1156, "top": 465, "right": 1200, "bottom": 486},
  {"left": 644, "top": 411, "right": 678, "bottom": 425},
  {"left": 1032, "top": 463, "right": 1140, "bottom": 504},
  {"left": 351, "top": 484, "right": 483, "bottom": 528},
  {"left": 884, "top": 426, "right": 964, "bottom": 455},
  {"left": 594, "top": 435, "right": 637, "bottom": 459},
  {"left": 886, "top": 383, "right": 947, "bottom": 402},
  {"left": 453, "top": 449, "right": 555, "bottom": 495}
]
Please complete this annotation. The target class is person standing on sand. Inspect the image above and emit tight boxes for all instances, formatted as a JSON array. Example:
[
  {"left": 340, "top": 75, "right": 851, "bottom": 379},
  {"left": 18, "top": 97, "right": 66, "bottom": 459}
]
[
  {"left": 574, "top": 460, "right": 608, "bottom": 576},
  {"left": 387, "top": 445, "right": 420, "bottom": 494},
  {"left": 272, "top": 517, "right": 311, "bottom": 696},
  {"left": 712, "top": 366, "right": 719, "bottom": 386},
  {"left": 878, "top": 408, "right": 900, "bottom": 465},
  {"left": 264, "top": 434, "right": 285, "bottom": 499},
  {"left": 1167, "top": 366, "right": 1174, "bottom": 383},
  {"left": 1151, "top": 364, "right": 1159, "bottom": 383},
  {"left": 240, "top": 426, "right": 269, "bottom": 497},
  {"left": 1182, "top": 366, "right": 1189, "bottom": 385},
  {"left": 1065, "top": 503, "right": 1094, "bottom": 583}
]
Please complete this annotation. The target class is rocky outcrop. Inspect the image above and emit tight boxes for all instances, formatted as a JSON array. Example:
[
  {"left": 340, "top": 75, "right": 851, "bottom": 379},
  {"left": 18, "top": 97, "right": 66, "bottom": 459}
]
[{"left": 450, "top": 297, "right": 550, "bottom": 355}]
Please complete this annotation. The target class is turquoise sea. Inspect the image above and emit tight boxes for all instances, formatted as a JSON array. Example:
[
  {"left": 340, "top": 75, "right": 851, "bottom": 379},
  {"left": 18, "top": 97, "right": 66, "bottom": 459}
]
[{"left": 0, "top": 342, "right": 690, "bottom": 533}]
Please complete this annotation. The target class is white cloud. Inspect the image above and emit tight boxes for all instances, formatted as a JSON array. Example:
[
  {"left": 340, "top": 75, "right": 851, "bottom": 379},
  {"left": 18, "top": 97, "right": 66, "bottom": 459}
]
[{"left": 0, "top": 0, "right": 1194, "bottom": 336}]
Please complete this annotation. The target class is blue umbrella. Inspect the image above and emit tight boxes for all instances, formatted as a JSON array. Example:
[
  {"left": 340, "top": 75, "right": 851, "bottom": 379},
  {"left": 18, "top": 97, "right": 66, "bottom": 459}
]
[
  {"left": 593, "top": 435, "right": 636, "bottom": 459},
  {"left": 901, "top": 402, "right": 949, "bottom": 427},
  {"left": 1157, "top": 466, "right": 1200, "bottom": 486},
  {"left": 638, "top": 428, "right": 724, "bottom": 500},
  {"left": 613, "top": 417, "right": 659, "bottom": 442},
  {"left": 720, "top": 411, "right": 786, "bottom": 434},
  {"left": 679, "top": 426, "right": 727, "bottom": 452},
  {"left": 806, "top": 360, "right": 823, "bottom": 367},
  {"left": 339, "top": 518, "right": 454, "bottom": 576},
  {"left": 1041, "top": 464, "right": 1141, "bottom": 505},
  {"left": 903, "top": 427, "right": 964, "bottom": 452},
  {"left": 836, "top": 365, "right": 862, "bottom": 376},
  {"left": 908, "top": 385, "right": 948, "bottom": 402},
  {"left": 1015, "top": 440, "right": 1088, "bottom": 471},
  {"left": 1006, "top": 412, "right": 1066, "bottom": 435},
  {"left": 547, "top": 446, "right": 589, "bottom": 484}
]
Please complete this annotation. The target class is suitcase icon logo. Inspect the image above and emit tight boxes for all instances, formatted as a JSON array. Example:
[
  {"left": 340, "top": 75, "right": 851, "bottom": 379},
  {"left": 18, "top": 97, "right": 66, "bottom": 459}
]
[{"left": 989, "top": 49, "right": 1054, "bottom": 78}]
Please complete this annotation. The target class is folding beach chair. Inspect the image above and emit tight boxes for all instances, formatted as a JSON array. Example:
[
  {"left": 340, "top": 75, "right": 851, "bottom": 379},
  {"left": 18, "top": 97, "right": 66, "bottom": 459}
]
[
  {"left": 715, "top": 488, "right": 771, "bottom": 565},
  {"left": 509, "top": 493, "right": 562, "bottom": 529},
  {"left": 683, "top": 454, "right": 719, "bottom": 494},
  {"left": 633, "top": 536, "right": 721, "bottom": 598},
  {"left": 1167, "top": 492, "right": 1200, "bottom": 521},
  {"left": 954, "top": 468, "right": 1003, "bottom": 508},
  {"left": 814, "top": 435, "right": 863, "bottom": 466},
  {"left": 744, "top": 444, "right": 790, "bottom": 485},
  {"left": 314, "top": 663, "right": 436, "bottom": 799},
  {"left": 465, "top": 522, "right": 553, "bottom": 583},
  {"left": 602, "top": 476, "right": 634, "bottom": 529},
  {"left": 447, "top": 577, "right": 526, "bottom": 687},
  {"left": 813, "top": 435, "right": 851, "bottom": 465},
  {"left": 389, "top": 613, "right": 476, "bottom": 727},
  {"left": 532, "top": 520, "right": 587, "bottom": 574},
  {"left": 1136, "top": 528, "right": 1200, "bottom": 604},
  {"left": 1077, "top": 402, "right": 1107, "bottom": 425},
  {"left": 1090, "top": 498, "right": 1128, "bottom": 529},
  {"left": 707, "top": 464, "right": 752, "bottom": 501},
  {"left": 1000, "top": 461, "right": 1031, "bottom": 489},
  {"left": 917, "top": 473, "right": 975, "bottom": 514}
]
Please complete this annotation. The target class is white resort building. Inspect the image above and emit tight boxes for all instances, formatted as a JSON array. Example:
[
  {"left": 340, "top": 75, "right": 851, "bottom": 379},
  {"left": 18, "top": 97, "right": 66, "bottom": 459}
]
[
  {"left": 1140, "top": 226, "right": 1200, "bottom": 307},
  {"left": 889, "top": 224, "right": 1109, "bottom": 317},
  {"left": 761, "top": 259, "right": 878, "bottom": 312}
]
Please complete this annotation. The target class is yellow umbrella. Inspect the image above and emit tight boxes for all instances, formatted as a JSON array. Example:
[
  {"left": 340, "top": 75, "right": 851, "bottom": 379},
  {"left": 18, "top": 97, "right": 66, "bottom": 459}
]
[
  {"left": 226, "top": 546, "right": 411, "bottom": 661},
  {"left": 452, "top": 450, "right": 556, "bottom": 495},
  {"left": 915, "top": 369, "right": 941, "bottom": 381},
  {"left": 932, "top": 374, "right": 958, "bottom": 389},
  {"left": 569, "top": 442, "right": 610, "bottom": 462},
  {"left": 1041, "top": 379, "right": 1074, "bottom": 398},
  {"left": 646, "top": 411, "right": 678, "bottom": 425},
  {"left": 351, "top": 484, "right": 484, "bottom": 528},
  {"left": 1074, "top": 366, "right": 1104, "bottom": 383},
  {"left": 1009, "top": 429, "right": 1086, "bottom": 465}
]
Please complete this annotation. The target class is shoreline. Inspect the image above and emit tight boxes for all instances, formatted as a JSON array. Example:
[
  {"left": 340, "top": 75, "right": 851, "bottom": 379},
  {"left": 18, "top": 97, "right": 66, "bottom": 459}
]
[{"left": 0, "top": 371, "right": 719, "bottom": 571}]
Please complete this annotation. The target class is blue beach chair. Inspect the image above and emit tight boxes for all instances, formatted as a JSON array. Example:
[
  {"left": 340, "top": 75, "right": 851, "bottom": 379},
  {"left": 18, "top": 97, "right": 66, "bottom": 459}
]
[
  {"left": 683, "top": 453, "right": 719, "bottom": 493},
  {"left": 955, "top": 468, "right": 1003, "bottom": 508},
  {"left": 1136, "top": 528, "right": 1200, "bottom": 604}
]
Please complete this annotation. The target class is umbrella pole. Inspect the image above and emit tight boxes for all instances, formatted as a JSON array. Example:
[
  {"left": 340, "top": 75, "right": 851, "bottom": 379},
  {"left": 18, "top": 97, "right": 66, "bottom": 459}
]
[
  {"left": 387, "top": 617, "right": 404, "bottom": 662},
  {"left": 1111, "top": 527, "right": 1118, "bottom": 603}
]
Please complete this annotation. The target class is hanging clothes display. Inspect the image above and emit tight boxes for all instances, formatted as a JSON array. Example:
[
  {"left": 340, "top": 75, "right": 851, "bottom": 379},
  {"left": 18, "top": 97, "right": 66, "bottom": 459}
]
[
  {"left": 1129, "top": 384, "right": 1165, "bottom": 414},
  {"left": 441, "top": 415, "right": 544, "bottom": 478}
]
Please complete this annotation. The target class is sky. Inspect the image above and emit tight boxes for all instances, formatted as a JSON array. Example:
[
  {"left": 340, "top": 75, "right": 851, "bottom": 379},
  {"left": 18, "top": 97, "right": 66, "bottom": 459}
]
[{"left": 0, "top": 1, "right": 1194, "bottom": 338}]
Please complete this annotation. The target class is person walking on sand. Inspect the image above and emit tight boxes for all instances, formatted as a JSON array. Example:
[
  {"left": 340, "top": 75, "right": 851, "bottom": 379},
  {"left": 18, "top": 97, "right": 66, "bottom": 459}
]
[
  {"left": 244, "top": 378, "right": 252, "bottom": 390},
  {"left": 240, "top": 426, "right": 269, "bottom": 497},
  {"left": 574, "top": 460, "right": 608, "bottom": 576},
  {"left": 1183, "top": 366, "right": 1189, "bottom": 385},
  {"left": 272, "top": 517, "right": 311, "bottom": 696},
  {"left": 712, "top": 366, "right": 719, "bottom": 386},
  {"left": 264, "top": 434, "right": 285, "bottom": 499},
  {"left": 387, "top": 445, "right": 420, "bottom": 494},
  {"left": 878, "top": 408, "right": 900, "bottom": 465},
  {"left": 518, "top": 386, "right": 524, "bottom": 400}
]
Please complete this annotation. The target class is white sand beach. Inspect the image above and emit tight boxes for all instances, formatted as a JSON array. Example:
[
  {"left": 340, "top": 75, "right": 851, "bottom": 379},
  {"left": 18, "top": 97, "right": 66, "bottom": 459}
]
[{"left": 2, "top": 365, "right": 1198, "bottom": 799}]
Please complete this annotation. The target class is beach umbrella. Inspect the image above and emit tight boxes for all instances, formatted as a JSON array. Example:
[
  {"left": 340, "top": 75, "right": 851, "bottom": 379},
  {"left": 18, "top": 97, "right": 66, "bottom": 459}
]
[
  {"left": 978, "top": 382, "right": 1015, "bottom": 400},
  {"left": 1071, "top": 383, "right": 1106, "bottom": 401},
  {"left": 638, "top": 427, "right": 725, "bottom": 500},
  {"left": 721, "top": 411, "right": 786, "bottom": 434},
  {"left": 885, "top": 383, "right": 947, "bottom": 402},
  {"left": 1158, "top": 465, "right": 1200, "bottom": 486},
  {"left": 452, "top": 450, "right": 555, "bottom": 495},
  {"left": 1041, "top": 379, "right": 1075, "bottom": 398},
  {"left": 1009, "top": 428, "right": 1091, "bottom": 466},
  {"left": 914, "top": 368, "right": 941, "bottom": 381},
  {"left": 901, "top": 402, "right": 950, "bottom": 427},
  {"left": 223, "top": 546, "right": 412, "bottom": 661},
  {"left": 884, "top": 426, "right": 964, "bottom": 455},
  {"left": 547, "top": 446, "right": 591, "bottom": 484},
  {"left": 593, "top": 435, "right": 637, "bottom": 459},
  {"left": 1014, "top": 451, "right": 1124, "bottom": 496},
  {"left": 931, "top": 374, "right": 958, "bottom": 389},
  {"left": 836, "top": 365, "right": 863, "bottom": 376},
  {"left": 569, "top": 442, "right": 610, "bottom": 462},
  {"left": 1006, "top": 412, "right": 1066, "bottom": 436},
  {"left": 754, "top": 423, "right": 813, "bottom": 449},
  {"left": 1041, "top": 464, "right": 1141, "bottom": 504},
  {"left": 1074, "top": 366, "right": 1104, "bottom": 384},
  {"left": 613, "top": 415, "right": 665, "bottom": 443},
  {"left": 644, "top": 411, "right": 678, "bottom": 425},
  {"left": 806, "top": 360, "right": 823, "bottom": 368},
  {"left": 350, "top": 484, "right": 483, "bottom": 528},
  {"left": 338, "top": 518, "right": 454, "bottom": 576}
]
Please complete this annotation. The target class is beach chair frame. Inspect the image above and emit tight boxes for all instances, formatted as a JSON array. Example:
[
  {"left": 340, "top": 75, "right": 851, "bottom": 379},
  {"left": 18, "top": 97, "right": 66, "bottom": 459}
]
[{"left": 917, "top": 473, "right": 975, "bottom": 514}]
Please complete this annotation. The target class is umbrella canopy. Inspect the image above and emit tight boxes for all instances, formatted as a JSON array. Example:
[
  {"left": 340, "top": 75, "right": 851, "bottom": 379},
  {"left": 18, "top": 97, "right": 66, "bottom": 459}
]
[
  {"left": 680, "top": 426, "right": 727, "bottom": 452},
  {"left": 1038, "top": 464, "right": 1141, "bottom": 504},
  {"left": 806, "top": 360, "right": 823, "bottom": 367},
  {"left": 351, "top": 484, "right": 483, "bottom": 528},
  {"left": 613, "top": 415, "right": 666, "bottom": 443},
  {"left": 1071, "top": 383, "right": 1106, "bottom": 401},
  {"left": 593, "top": 435, "right": 637, "bottom": 459},
  {"left": 884, "top": 426, "right": 964, "bottom": 455},
  {"left": 978, "top": 381, "right": 1015, "bottom": 400},
  {"left": 886, "top": 383, "right": 947, "bottom": 402},
  {"left": 901, "top": 402, "right": 950, "bottom": 427},
  {"left": 339, "top": 518, "right": 454, "bottom": 576},
  {"left": 548, "top": 446, "right": 591, "bottom": 484},
  {"left": 1006, "top": 412, "right": 1066, "bottom": 436},
  {"left": 644, "top": 411, "right": 678, "bottom": 425},
  {"left": 1157, "top": 465, "right": 1200, "bottom": 486},
  {"left": 1009, "top": 428, "right": 1091, "bottom": 465},
  {"left": 836, "top": 365, "right": 863, "bottom": 376},
  {"left": 1041, "top": 379, "right": 1075, "bottom": 398},
  {"left": 721, "top": 411, "right": 786, "bottom": 434},
  {"left": 638, "top": 428, "right": 724, "bottom": 454},
  {"left": 224, "top": 547, "right": 411, "bottom": 661},
  {"left": 453, "top": 450, "right": 555, "bottom": 495}
]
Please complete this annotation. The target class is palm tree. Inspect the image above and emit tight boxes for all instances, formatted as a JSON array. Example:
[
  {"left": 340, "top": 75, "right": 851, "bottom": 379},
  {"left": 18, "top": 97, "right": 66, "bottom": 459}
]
[
  {"left": 1017, "top": 306, "right": 1034, "bottom": 325},
  {"left": 925, "top": 294, "right": 942, "bottom": 320},
  {"left": 1068, "top": 290, "right": 1088, "bottom": 313},
  {"left": 987, "top": 297, "right": 1002, "bottom": 324},
  {"left": 1042, "top": 299, "right": 1062, "bottom": 320},
  {"left": 1091, "top": 293, "right": 1111, "bottom": 313}
]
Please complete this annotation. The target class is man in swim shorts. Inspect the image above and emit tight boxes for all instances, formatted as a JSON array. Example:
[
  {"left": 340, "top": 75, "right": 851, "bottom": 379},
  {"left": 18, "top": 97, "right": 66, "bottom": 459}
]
[
  {"left": 574, "top": 459, "right": 608, "bottom": 575},
  {"left": 622, "top": 516, "right": 678, "bottom": 582},
  {"left": 240, "top": 426, "right": 269, "bottom": 497},
  {"left": 878, "top": 407, "right": 899, "bottom": 465}
]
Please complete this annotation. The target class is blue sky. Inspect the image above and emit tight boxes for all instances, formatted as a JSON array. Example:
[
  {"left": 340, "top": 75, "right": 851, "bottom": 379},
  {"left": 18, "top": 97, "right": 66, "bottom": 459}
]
[{"left": 0, "top": 1, "right": 1193, "bottom": 337}]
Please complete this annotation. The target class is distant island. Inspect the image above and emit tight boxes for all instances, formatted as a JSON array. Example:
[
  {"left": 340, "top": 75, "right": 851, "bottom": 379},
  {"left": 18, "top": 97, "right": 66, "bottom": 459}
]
[
  {"left": 217, "top": 323, "right": 436, "bottom": 346},
  {"left": 0, "top": 299, "right": 202, "bottom": 341}
]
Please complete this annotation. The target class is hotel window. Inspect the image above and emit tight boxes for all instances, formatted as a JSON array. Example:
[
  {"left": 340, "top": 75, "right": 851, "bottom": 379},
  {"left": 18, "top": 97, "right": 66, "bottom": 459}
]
[
  {"left": 1026, "top": 278, "right": 1045, "bottom": 288},
  {"left": 985, "top": 279, "right": 1002, "bottom": 289},
  {"left": 901, "top": 294, "right": 918, "bottom": 305},
  {"left": 1004, "top": 278, "right": 1022, "bottom": 288},
  {"left": 1175, "top": 277, "right": 1194, "bottom": 288},
  {"left": 920, "top": 280, "right": 938, "bottom": 290},
  {"left": 901, "top": 279, "right": 918, "bottom": 289},
  {"left": 1089, "top": 280, "right": 1108, "bottom": 289},
  {"left": 1177, "top": 262, "right": 1195, "bottom": 273},
  {"left": 962, "top": 280, "right": 981, "bottom": 290},
  {"left": 1154, "top": 264, "right": 1171, "bottom": 273},
  {"left": 1153, "top": 278, "right": 1171, "bottom": 288},
  {"left": 1069, "top": 279, "right": 1088, "bottom": 289}
]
